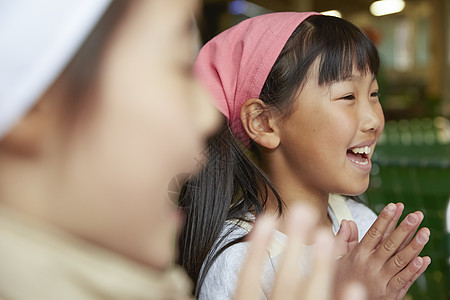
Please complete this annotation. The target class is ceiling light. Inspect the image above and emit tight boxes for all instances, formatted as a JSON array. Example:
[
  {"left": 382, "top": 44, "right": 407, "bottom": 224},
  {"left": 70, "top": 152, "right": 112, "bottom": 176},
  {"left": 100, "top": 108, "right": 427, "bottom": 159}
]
[
  {"left": 321, "top": 10, "right": 342, "bottom": 18},
  {"left": 370, "top": 0, "right": 405, "bottom": 17}
]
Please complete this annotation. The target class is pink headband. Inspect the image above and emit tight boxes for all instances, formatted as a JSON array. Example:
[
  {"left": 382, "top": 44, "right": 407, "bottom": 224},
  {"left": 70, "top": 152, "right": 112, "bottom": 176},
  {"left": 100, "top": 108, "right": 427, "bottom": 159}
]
[{"left": 194, "top": 12, "right": 319, "bottom": 147}]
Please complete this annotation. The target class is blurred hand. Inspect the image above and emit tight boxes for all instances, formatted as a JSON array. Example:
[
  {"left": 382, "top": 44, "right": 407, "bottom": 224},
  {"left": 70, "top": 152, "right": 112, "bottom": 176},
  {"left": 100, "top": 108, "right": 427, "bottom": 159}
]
[{"left": 234, "top": 204, "right": 367, "bottom": 300}]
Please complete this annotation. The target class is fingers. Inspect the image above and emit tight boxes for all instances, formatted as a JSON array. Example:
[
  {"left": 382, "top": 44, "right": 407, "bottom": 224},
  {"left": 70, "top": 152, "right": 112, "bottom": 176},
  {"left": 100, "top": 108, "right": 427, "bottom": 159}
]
[
  {"left": 335, "top": 220, "right": 351, "bottom": 257},
  {"left": 381, "top": 203, "right": 404, "bottom": 240},
  {"left": 304, "top": 229, "right": 335, "bottom": 300},
  {"left": 393, "top": 256, "right": 428, "bottom": 300},
  {"left": 336, "top": 220, "right": 359, "bottom": 258},
  {"left": 347, "top": 220, "right": 359, "bottom": 250},
  {"left": 234, "top": 215, "right": 276, "bottom": 300},
  {"left": 270, "top": 204, "right": 318, "bottom": 300},
  {"left": 407, "top": 256, "right": 431, "bottom": 287},
  {"left": 387, "top": 255, "right": 431, "bottom": 297},
  {"left": 388, "top": 256, "right": 423, "bottom": 295},
  {"left": 359, "top": 203, "right": 397, "bottom": 251},
  {"left": 381, "top": 227, "right": 430, "bottom": 278},
  {"left": 374, "top": 211, "right": 424, "bottom": 261},
  {"left": 388, "top": 256, "right": 423, "bottom": 299},
  {"left": 395, "top": 255, "right": 430, "bottom": 300},
  {"left": 396, "top": 211, "right": 424, "bottom": 253}
]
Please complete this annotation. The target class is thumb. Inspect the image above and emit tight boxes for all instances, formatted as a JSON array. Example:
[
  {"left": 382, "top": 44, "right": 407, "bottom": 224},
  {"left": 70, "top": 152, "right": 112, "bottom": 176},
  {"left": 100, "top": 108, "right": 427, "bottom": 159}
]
[
  {"left": 346, "top": 220, "right": 359, "bottom": 251},
  {"left": 335, "top": 220, "right": 358, "bottom": 258}
]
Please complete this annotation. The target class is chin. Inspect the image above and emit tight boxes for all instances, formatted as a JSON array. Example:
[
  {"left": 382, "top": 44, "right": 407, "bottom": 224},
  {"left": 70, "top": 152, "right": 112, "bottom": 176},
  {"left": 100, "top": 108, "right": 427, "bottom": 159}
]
[
  {"left": 349, "top": 183, "right": 369, "bottom": 196},
  {"left": 131, "top": 228, "right": 178, "bottom": 271},
  {"left": 338, "top": 181, "right": 370, "bottom": 197},
  {"left": 140, "top": 245, "right": 175, "bottom": 271}
]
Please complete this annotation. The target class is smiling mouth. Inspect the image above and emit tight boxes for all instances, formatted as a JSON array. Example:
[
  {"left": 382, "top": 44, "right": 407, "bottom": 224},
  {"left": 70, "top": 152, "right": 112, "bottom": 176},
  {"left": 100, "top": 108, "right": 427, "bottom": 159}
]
[{"left": 346, "top": 146, "right": 371, "bottom": 166}]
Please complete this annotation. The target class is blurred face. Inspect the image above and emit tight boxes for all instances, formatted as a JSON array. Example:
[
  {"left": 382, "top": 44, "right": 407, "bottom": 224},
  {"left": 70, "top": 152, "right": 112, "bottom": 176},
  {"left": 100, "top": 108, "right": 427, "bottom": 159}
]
[
  {"left": 278, "top": 62, "right": 384, "bottom": 198},
  {"left": 52, "top": 0, "right": 219, "bottom": 269}
]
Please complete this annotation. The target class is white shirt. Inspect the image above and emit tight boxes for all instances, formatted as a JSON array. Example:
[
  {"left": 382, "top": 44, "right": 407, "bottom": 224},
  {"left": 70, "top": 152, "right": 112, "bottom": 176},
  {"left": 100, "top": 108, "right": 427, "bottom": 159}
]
[{"left": 198, "top": 197, "right": 377, "bottom": 300}]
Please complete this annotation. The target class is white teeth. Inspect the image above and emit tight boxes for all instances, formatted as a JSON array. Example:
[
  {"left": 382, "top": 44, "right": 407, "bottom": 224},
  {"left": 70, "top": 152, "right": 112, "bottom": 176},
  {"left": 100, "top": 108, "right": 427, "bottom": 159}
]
[
  {"left": 351, "top": 146, "right": 371, "bottom": 155},
  {"left": 350, "top": 158, "right": 369, "bottom": 165}
]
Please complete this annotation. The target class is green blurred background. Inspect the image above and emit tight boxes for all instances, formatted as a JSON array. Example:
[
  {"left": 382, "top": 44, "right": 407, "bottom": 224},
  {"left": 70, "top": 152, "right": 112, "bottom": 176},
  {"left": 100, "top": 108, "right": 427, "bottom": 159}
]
[
  {"left": 199, "top": 0, "right": 450, "bottom": 299},
  {"left": 366, "top": 117, "right": 450, "bottom": 300}
]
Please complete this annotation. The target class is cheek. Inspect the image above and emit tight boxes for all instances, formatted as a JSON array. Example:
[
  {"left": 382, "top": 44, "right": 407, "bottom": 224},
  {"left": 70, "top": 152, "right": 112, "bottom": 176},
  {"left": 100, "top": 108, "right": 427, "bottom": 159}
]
[
  {"left": 376, "top": 105, "right": 385, "bottom": 136},
  {"left": 304, "top": 107, "right": 357, "bottom": 147},
  {"left": 157, "top": 88, "right": 204, "bottom": 172},
  {"left": 74, "top": 89, "right": 196, "bottom": 209},
  {"left": 123, "top": 74, "right": 201, "bottom": 170}
]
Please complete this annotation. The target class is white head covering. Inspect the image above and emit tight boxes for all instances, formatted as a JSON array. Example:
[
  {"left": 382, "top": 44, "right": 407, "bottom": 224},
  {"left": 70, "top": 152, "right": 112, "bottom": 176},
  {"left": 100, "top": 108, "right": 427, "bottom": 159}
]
[{"left": 0, "top": 0, "right": 112, "bottom": 139}]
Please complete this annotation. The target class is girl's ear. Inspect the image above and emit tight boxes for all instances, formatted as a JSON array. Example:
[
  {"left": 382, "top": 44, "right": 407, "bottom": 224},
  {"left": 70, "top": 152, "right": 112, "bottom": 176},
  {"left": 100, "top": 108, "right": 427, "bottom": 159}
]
[
  {"left": 240, "top": 98, "right": 280, "bottom": 149},
  {"left": 0, "top": 99, "right": 51, "bottom": 157}
]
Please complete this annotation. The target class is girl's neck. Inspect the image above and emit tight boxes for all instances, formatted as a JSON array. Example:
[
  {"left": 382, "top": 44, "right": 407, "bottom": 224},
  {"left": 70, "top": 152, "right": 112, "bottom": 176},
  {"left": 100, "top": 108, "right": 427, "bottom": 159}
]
[
  {"left": 265, "top": 184, "right": 332, "bottom": 234},
  {"left": 258, "top": 151, "right": 333, "bottom": 234}
]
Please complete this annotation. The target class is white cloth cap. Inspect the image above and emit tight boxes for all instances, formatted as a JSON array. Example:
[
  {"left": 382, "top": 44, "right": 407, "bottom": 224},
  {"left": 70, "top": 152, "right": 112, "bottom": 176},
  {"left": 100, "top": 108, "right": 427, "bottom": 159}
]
[{"left": 0, "top": 0, "right": 112, "bottom": 139}]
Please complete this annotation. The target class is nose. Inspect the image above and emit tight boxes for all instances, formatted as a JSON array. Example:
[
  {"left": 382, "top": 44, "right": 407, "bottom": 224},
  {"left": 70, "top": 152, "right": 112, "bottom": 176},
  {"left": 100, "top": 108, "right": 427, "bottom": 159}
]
[
  {"left": 360, "top": 99, "right": 384, "bottom": 133},
  {"left": 192, "top": 79, "right": 221, "bottom": 139}
]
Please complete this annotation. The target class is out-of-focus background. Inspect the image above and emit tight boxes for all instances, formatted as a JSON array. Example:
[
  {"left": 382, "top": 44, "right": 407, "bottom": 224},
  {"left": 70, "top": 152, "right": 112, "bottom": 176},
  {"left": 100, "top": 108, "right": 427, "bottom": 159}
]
[{"left": 198, "top": 1, "right": 450, "bottom": 299}]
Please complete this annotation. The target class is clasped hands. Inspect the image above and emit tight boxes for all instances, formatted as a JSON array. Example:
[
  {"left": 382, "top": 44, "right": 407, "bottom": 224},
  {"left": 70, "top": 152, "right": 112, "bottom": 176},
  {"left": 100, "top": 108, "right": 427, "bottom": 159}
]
[{"left": 233, "top": 203, "right": 430, "bottom": 300}]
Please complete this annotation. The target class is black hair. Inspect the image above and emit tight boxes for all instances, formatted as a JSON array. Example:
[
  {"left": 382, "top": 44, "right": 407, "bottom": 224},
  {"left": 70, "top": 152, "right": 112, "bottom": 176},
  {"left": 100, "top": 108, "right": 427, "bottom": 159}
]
[
  {"left": 259, "top": 14, "right": 379, "bottom": 120},
  {"left": 177, "top": 117, "right": 283, "bottom": 295},
  {"left": 177, "top": 15, "right": 380, "bottom": 296}
]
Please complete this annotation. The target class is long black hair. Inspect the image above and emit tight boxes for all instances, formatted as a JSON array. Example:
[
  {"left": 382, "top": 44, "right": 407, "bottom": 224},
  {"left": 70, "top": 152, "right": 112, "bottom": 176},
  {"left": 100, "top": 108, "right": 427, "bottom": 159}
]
[
  {"left": 177, "top": 14, "right": 380, "bottom": 296},
  {"left": 177, "top": 117, "right": 283, "bottom": 295}
]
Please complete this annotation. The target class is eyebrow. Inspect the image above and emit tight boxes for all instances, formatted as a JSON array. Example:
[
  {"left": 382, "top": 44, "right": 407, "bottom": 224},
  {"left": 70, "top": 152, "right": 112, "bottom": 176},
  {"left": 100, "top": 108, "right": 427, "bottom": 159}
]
[{"left": 340, "top": 74, "right": 377, "bottom": 82}]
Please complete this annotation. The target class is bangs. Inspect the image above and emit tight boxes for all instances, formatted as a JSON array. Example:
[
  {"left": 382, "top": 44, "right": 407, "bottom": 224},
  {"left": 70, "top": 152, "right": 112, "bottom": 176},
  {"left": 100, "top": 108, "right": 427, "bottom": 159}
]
[
  {"left": 259, "top": 14, "right": 380, "bottom": 119},
  {"left": 311, "top": 15, "right": 379, "bottom": 85}
]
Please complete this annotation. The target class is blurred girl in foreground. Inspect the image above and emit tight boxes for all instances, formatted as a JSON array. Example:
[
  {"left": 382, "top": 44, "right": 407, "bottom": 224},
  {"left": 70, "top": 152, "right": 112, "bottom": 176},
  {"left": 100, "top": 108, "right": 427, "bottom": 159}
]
[{"left": 0, "top": 1, "right": 365, "bottom": 299}]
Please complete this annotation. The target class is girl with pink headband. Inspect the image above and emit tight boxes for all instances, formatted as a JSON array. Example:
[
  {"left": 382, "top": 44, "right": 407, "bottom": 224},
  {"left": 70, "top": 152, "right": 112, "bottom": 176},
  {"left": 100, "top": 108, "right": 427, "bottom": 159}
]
[{"left": 178, "top": 12, "right": 431, "bottom": 299}]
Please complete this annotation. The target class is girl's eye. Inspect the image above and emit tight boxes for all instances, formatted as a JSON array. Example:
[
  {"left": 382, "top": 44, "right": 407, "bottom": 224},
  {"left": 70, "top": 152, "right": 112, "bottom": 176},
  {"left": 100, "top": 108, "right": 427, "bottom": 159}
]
[
  {"left": 341, "top": 94, "right": 355, "bottom": 100},
  {"left": 370, "top": 91, "right": 379, "bottom": 97}
]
